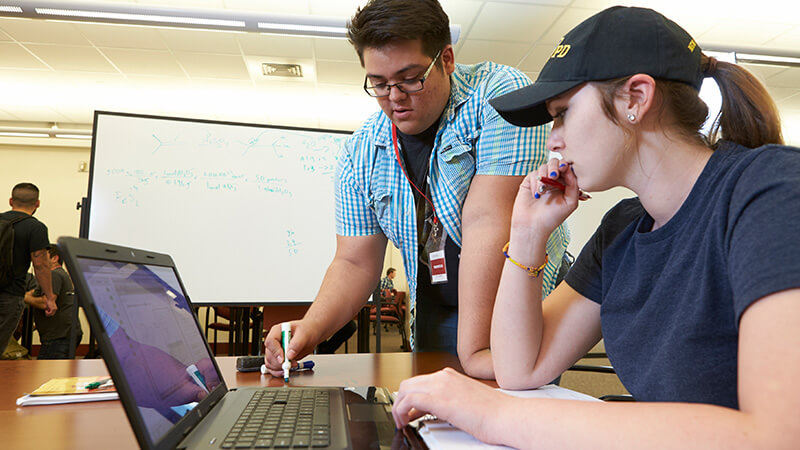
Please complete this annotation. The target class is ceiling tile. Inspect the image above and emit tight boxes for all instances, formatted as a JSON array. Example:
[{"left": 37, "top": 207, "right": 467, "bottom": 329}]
[
  {"left": 560, "top": 0, "right": 618, "bottom": 11},
  {"left": 138, "top": 0, "right": 226, "bottom": 8},
  {"left": 700, "top": 20, "right": 793, "bottom": 48},
  {"left": 0, "top": 43, "right": 49, "bottom": 70},
  {"left": 159, "top": 28, "right": 242, "bottom": 54},
  {"left": 0, "top": 18, "right": 90, "bottom": 45},
  {"left": 0, "top": 104, "right": 70, "bottom": 122},
  {"left": 493, "top": 0, "right": 572, "bottom": 5},
  {"left": 0, "top": 106, "right": 18, "bottom": 121},
  {"left": 440, "top": 0, "right": 484, "bottom": 45},
  {"left": 24, "top": 44, "right": 118, "bottom": 72},
  {"left": 468, "top": 3, "right": 564, "bottom": 43},
  {"left": 537, "top": 7, "right": 597, "bottom": 46},
  {"left": 239, "top": 33, "right": 314, "bottom": 59},
  {"left": 314, "top": 38, "right": 359, "bottom": 63},
  {"left": 769, "top": 87, "right": 800, "bottom": 106},
  {"left": 309, "top": 0, "right": 365, "bottom": 16},
  {"left": 518, "top": 44, "right": 559, "bottom": 73},
  {"left": 766, "top": 66, "right": 800, "bottom": 89},
  {"left": 457, "top": 40, "right": 530, "bottom": 67},
  {"left": 101, "top": 48, "right": 187, "bottom": 77},
  {"left": 315, "top": 60, "right": 363, "bottom": 85},
  {"left": 228, "top": 0, "right": 311, "bottom": 14},
  {"left": 740, "top": 63, "right": 790, "bottom": 85},
  {"left": 76, "top": 23, "right": 169, "bottom": 50},
  {"left": 763, "top": 25, "right": 800, "bottom": 51},
  {"left": 175, "top": 52, "right": 250, "bottom": 79},
  {"left": 764, "top": 86, "right": 797, "bottom": 102}
]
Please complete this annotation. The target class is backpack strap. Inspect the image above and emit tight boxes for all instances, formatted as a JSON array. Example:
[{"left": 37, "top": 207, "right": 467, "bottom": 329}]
[{"left": 1, "top": 213, "right": 34, "bottom": 225}]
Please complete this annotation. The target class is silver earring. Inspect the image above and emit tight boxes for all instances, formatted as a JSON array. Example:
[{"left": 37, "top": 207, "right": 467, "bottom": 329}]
[{"left": 627, "top": 113, "right": 636, "bottom": 122}]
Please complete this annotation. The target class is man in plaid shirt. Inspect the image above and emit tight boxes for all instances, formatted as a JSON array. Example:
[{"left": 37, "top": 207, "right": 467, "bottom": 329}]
[{"left": 265, "top": 0, "right": 568, "bottom": 380}]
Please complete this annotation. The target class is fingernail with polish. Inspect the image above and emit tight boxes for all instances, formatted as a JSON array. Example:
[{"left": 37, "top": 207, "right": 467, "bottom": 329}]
[
  {"left": 534, "top": 192, "right": 540, "bottom": 199},
  {"left": 550, "top": 171, "right": 557, "bottom": 177},
  {"left": 559, "top": 163, "right": 566, "bottom": 168}
]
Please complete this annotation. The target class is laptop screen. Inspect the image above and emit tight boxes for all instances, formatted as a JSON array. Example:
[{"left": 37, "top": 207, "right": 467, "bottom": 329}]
[{"left": 77, "top": 256, "right": 223, "bottom": 445}]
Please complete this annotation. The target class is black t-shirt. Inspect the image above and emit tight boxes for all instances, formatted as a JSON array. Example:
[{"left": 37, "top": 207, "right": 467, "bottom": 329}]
[
  {"left": 397, "top": 122, "right": 461, "bottom": 310},
  {"left": 32, "top": 267, "right": 79, "bottom": 342},
  {"left": 564, "top": 141, "right": 800, "bottom": 408},
  {"left": 1, "top": 211, "right": 49, "bottom": 296}
]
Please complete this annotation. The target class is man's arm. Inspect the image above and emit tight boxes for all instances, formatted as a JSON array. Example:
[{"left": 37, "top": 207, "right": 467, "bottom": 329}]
[
  {"left": 457, "top": 174, "right": 524, "bottom": 379},
  {"left": 24, "top": 289, "right": 47, "bottom": 309},
  {"left": 31, "top": 249, "right": 56, "bottom": 316},
  {"left": 264, "top": 233, "right": 387, "bottom": 375}
]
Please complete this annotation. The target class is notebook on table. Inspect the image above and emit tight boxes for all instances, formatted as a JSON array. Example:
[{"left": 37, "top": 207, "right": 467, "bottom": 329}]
[{"left": 58, "top": 237, "right": 399, "bottom": 450}]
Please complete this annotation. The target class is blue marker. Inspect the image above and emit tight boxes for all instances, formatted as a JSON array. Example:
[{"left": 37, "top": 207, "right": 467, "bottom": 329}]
[{"left": 261, "top": 360, "right": 315, "bottom": 375}]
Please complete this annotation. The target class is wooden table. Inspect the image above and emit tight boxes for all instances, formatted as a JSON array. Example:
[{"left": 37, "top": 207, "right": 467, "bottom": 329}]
[{"left": 0, "top": 352, "right": 471, "bottom": 450}]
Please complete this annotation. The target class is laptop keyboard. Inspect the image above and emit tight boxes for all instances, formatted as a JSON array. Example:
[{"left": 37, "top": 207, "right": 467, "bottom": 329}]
[{"left": 221, "top": 389, "right": 331, "bottom": 449}]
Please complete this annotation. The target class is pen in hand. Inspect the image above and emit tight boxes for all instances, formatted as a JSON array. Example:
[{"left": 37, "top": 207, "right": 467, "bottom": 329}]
[
  {"left": 537, "top": 176, "right": 591, "bottom": 201},
  {"left": 281, "top": 322, "right": 291, "bottom": 382},
  {"left": 261, "top": 360, "right": 315, "bottom": 375}
]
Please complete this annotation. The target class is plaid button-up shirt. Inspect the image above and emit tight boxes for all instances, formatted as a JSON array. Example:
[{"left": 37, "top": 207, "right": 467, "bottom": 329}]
[{"left": 335, "top": 62, "right": 570, "bottom": 349}]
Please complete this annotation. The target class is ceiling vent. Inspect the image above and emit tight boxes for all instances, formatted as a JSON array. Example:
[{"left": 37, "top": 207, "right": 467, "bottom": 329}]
[{"left": 262, "top": 63, "right": 303, "bottom": 77}]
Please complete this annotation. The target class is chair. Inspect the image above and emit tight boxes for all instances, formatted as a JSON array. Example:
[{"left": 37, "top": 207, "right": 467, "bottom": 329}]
[
  {"left": 369, "top": 290, "right": 409, "bottom": 351},
  {"left": 204, "top": 306, "right": 231, "bottom": 355},
  {"left": 565, "top": 351, "right": 635, "bottom": 401}
]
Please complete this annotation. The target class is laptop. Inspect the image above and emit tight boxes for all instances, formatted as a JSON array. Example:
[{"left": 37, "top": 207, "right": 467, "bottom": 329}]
[{"left": 57, "top": 237, "right": 400, "bottom": 450}]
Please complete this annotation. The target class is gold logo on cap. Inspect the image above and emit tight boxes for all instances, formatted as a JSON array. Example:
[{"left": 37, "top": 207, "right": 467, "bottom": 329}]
[
  {"left": 688, "top": 39, "right": 697, "bottom": 52},
  {"left": 550, "top": 44, "right": 571, "bottom": 59}
]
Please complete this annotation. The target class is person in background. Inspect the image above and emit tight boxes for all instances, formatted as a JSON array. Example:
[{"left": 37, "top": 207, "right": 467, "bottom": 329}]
[
  {"left": 0, "top": 183, "right": 55, "bottom": 355},
  {"left": 25, "top": 245, "right": 82, "bottom": 359},
  {"left": 379, "top": 267, "right": 396, "bottom": 298},
  {"left": 391, "top": 6, "right": 800, "bottom": 448},
  {"left": 264, "top": 0, "right": 568, "bottom": 380}
]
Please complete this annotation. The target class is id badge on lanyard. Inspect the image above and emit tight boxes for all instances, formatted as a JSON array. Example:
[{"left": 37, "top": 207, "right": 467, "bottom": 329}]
[
  {"left": 391, "top": 123, "right": 448, "bottom": 284},
  {"left": 424, "top": 216, "right": 448, "bottom": 284}
]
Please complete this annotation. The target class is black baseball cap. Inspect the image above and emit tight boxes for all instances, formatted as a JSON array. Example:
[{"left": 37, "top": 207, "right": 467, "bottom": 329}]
[{"left": 490, "top": 6, "right": 703, "bottom": 127}]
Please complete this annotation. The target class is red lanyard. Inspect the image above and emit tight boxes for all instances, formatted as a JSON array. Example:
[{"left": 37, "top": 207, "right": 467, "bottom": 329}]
[{"left": 391, "top": 124, "right": 438, "bottom": 226}]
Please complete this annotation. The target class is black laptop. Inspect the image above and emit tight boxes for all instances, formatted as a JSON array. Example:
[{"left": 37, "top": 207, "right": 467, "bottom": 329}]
[{"left": 57, "top": 237, "right": 400, "bottom": 450}]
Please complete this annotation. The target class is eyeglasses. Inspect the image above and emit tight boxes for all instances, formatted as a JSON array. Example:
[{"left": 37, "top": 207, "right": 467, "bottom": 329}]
[{"left": 363, "top": 51, "right": 441, "bottom": 98}]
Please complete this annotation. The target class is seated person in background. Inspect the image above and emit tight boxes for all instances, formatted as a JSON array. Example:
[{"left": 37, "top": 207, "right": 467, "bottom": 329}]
[
  {"left": 24, "top": 245, "right": 82, "bottom": 359},
  {"left": 379, "top": 267, "right": 396, "bottom": 298},
  {"left": 315, "top": 320, "right": 358, "bottom": 354},
  {"left": 391, "top": 7, "right": 800, "bottom": 448}
]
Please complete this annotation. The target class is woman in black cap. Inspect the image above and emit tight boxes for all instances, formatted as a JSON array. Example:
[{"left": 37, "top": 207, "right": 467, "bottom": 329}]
[{"left": 392, "top": 6, "right": 800, "bottom": 448}]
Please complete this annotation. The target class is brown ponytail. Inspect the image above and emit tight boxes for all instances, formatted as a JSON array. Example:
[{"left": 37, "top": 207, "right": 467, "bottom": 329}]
[{"left": 702, "top": 54, "right": 784, "bottom": 148}]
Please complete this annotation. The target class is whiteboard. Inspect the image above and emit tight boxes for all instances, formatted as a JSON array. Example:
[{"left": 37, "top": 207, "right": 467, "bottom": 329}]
[{"left": 87, "top": 111, "right": 349, "bottom": 304}]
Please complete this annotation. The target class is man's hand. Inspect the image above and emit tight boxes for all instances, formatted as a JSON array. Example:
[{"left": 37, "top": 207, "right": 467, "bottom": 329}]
[
  {"left": 44, "top": 293, "right": 57, "bottom": 316},
  {"left": 263, "top": 320, "right": 319, "bottom": 378}
]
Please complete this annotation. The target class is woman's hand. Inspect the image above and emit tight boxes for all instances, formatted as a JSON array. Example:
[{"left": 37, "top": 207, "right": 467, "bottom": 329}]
[
  {"left": 392, "top": 368, "right": 511, "bottom": 446},
  {"left": 511, "top": 159, "right": 581, "bottom": 241}
]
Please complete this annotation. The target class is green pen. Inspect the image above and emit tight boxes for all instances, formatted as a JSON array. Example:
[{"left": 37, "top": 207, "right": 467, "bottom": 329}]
[{"left": 86, "top": 378, "right": 111, "bottom": 390}]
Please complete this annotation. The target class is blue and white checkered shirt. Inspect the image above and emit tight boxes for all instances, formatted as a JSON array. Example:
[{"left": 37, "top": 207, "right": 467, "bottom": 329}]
[{"left": 335, "top": 62, "right": 570, "bottom": 349}]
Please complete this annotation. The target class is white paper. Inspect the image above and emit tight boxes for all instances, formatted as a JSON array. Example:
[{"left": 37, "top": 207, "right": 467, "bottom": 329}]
[
  {"left": 414, "top": 385, "right": 600, "bottom": 449},
  {"left": 16, "top": 392, "right": 119, "bottom": 407}
]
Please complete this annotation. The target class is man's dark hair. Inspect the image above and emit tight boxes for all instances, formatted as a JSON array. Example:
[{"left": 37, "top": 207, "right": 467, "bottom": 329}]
[
  {"left": 11, "top": 182, "right": 39, "bottom": 207},
  {"left": 386, "top": 267, "right": 396, "bottom": 276},
  {"left": 47, "top": 245, "right": 62, "bottom": 265},
  {"left": 347, "top": 0, "right": 451, "bottom": 65}
]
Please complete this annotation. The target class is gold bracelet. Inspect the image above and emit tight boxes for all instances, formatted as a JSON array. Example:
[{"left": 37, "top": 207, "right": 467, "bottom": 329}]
[{"left": 502, "top": 242, "right": 548, "bottom": 277}]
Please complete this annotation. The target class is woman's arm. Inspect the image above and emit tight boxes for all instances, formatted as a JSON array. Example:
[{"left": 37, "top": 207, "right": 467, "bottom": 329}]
[
  {"left": 395, "top": 288, "right": 800, "bottom": 449},
  {"left": 492, "top": 280, "right": 601, "bottom": 389}
]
